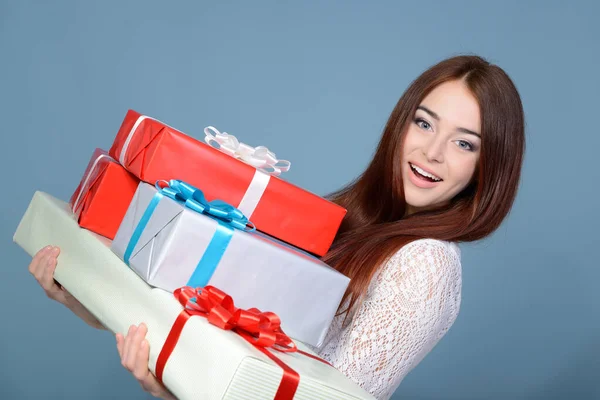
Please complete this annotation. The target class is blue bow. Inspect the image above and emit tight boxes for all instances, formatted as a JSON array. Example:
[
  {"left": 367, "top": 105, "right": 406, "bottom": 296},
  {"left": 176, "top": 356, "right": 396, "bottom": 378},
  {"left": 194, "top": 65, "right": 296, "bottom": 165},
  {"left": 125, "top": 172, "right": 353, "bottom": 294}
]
[
  {"left": 123, "top": 180, "right": 255, "bottom": 289},
  {"left": 156, "top": 180, "right": 255, "bottom": 232}
]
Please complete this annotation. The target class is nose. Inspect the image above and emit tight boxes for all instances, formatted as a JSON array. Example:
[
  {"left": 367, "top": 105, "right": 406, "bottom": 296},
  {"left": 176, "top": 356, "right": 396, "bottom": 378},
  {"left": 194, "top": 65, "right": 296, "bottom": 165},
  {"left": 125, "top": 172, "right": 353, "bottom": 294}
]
[{"left": 423, "top": 135, "right": 445, "bottom": 163}]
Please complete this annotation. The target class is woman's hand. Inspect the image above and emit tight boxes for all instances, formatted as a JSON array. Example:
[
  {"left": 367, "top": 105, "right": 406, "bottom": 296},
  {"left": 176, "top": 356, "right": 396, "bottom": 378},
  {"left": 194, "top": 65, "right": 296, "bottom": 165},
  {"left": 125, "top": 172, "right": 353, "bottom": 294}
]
[
  {"left": 29, "top": 246, "right": 70, "bottom": 303},
  {"left": 116, "top": 324, "right": 176, "bottom": 400},
  {"left": 28, "top": 245, "right": 105, "bottom": 329}
]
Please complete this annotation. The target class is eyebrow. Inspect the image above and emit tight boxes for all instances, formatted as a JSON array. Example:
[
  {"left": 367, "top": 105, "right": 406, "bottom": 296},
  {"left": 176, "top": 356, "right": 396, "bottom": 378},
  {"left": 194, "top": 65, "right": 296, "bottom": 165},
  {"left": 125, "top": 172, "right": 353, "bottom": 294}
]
[{"left": 417, "top": 105, "right": 481, "bottom": 139}]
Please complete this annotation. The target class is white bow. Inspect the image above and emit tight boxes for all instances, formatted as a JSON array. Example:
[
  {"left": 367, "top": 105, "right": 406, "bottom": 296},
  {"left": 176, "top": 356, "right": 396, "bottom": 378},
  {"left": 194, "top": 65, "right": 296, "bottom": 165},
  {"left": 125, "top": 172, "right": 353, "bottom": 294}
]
[{"left": 204, "top": 126, "right": 291, "bottom": 176}]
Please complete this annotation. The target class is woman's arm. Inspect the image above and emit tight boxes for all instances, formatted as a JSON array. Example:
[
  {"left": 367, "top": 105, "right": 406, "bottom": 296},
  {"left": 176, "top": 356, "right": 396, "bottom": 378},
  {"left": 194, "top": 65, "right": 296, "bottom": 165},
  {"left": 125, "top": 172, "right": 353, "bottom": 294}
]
[
  {"left": 28, "top": 246, "right": 106, "bottom": 330},
  {"left": 29, "top": 247, "right": 174, "bottom": 397},
  {"left": 318, "top": 239, "right": 462, "bottom": 399}
]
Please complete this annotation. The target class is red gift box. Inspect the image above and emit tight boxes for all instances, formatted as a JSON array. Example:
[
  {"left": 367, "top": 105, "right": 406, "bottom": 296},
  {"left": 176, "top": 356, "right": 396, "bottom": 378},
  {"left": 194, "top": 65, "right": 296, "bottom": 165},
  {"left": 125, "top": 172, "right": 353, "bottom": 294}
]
[
  {"left": 69, "top": 148, "right": 140, "bottom": 239},
  {"left": 108, "top": 110, "right": 346, "bottom": 256}
]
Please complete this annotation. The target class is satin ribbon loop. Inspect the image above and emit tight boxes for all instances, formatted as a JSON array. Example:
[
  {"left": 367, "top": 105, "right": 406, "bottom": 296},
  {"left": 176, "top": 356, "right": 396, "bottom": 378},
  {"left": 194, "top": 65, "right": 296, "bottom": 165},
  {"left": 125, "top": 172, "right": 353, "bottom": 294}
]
[
  {"left": 154, "top": 180, "right": 255, "bottom": 232},
  {"left": 204, "top": 126, "right": 291, "bottom": 177},
  {"left": 173, "top": 286, "right": 298, "bottom": 353}
]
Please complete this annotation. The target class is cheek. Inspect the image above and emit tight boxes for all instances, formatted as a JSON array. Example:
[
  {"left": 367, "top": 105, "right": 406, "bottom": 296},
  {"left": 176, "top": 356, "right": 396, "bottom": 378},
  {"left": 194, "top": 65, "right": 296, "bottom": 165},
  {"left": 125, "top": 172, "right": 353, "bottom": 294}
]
[
  {"left": 402, "top": 128, "right": 421, "bottom": 154},
  {"left": 449, "top": 157, "right": 478, "bottom": 187}
]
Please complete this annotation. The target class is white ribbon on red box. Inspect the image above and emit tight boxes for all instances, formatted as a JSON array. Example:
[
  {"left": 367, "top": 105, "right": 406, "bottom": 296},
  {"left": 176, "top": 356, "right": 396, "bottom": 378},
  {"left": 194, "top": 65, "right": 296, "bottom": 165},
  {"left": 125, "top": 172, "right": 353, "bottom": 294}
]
[
  {"left": 72, "top": 152, "right": 116, "bottom": 214},
  {"left": 204, "top": 126, "right": 291, "bottom": 177}
]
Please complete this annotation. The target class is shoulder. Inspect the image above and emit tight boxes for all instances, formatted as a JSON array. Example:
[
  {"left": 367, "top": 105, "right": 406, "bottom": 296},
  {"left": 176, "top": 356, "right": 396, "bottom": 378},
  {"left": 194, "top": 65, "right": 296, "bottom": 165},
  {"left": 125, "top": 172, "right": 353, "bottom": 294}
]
[
  {"left": 375, "top": 239, "right": 463, "bottom": 325},
  {"left": 386, "top": 238, "right": 462, "bottom": 275},
  {"left": 401, "top": 238, "right": 461, "bottom": 256},
  {"left": 368, "top": 239, "right": 462, "bottom": 300}
]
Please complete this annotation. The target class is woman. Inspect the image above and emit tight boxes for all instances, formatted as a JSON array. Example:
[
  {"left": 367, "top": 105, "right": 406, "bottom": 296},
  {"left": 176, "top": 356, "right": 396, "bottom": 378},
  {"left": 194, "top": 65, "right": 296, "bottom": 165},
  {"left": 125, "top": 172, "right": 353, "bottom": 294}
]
[{"left": 28, "top": 55, "right": 525, "bottom": 399}]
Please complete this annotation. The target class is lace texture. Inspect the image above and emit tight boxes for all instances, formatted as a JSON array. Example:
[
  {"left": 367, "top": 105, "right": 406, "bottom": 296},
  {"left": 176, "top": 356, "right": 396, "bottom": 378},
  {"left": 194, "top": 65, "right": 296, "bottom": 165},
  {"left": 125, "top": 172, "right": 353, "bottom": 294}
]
[{"left": 316, "top": 239, "right": 462, "bottom": 400}]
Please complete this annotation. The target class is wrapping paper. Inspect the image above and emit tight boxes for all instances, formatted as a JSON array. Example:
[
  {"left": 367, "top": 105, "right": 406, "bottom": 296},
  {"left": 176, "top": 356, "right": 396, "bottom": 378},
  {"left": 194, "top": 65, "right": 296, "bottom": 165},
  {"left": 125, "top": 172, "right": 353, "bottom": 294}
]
[
  {"left": 108, "top": 109, "right": 346, "bottom": 256},
  {"left": 69, "top": 148, "right": 139, "bottom": 239},
  {"left": 111, "top": 181, "right": 350, "bottom": 347},
  {"left": 13, "top": 191, "right": 375, "bottom": 400}
]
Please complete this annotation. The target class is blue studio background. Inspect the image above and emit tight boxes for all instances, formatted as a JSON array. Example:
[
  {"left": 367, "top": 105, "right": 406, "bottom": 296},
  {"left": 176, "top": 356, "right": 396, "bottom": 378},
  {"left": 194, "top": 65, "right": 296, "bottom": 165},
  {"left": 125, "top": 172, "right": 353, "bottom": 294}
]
[{"left": 2, "top": 1, "right": 599, "bottom": 399}]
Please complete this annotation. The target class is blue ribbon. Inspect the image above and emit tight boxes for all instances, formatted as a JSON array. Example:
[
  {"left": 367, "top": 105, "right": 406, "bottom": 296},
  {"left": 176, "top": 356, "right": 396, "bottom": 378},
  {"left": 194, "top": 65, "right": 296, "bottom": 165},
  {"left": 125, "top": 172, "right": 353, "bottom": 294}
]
[{"left": 123, "top": 180, "right": 255, "bottom": 288}]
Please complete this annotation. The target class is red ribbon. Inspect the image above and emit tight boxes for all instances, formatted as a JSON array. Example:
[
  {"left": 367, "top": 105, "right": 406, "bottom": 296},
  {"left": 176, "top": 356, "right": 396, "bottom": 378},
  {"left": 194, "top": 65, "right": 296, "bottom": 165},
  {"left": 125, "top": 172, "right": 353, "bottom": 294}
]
[{"left": 155, "top": 286, "right": 330, "bottom": 400}]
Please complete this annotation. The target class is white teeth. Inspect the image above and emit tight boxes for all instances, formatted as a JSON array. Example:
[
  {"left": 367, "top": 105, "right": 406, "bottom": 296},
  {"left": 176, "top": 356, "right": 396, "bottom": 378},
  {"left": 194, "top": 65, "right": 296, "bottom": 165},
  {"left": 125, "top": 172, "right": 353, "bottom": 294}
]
[{"left": 410, "top": 163, "right": 442, "bottom": 181}]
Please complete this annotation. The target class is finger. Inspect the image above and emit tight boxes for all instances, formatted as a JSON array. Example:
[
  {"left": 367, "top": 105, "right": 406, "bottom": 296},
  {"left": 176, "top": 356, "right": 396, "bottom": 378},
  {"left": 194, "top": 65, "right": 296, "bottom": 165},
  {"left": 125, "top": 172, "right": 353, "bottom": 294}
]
[
  {"left": 133, "top": 338, "right": 151, "bottom": 381},
  {"left": 32, "top": 256, "right": 50, "bottom": 283},
  {"left": 47, "top": 246, "right": 60, "bottom": 271},
  {"left": 30, "top": 246, "right": 52, "bottom": 277},
  {"left": 122, "top": 325, "right": 137, "bottom": 369},
  {"left": 41, "top": 262, "right": 64, "bottom": 304},
  {"left": 40, "top": 255, "right": 58, "bottom": 292},
  {"left": 28, "top": 246, "right": 50, "bottom": 275},
  {"left": 126, "top": 323, "right": 148, "bottom": 373},
  {"left": 116, "top": 334, "right": 124, "bottom": 359},
  {"left": 36, "top": 246, "right": 59, "bottom": 283}
]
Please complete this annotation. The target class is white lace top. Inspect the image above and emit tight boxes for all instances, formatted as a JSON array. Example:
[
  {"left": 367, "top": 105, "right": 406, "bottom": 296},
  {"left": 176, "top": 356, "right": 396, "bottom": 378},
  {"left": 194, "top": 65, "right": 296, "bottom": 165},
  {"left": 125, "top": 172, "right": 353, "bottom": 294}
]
[{"left": 316, "top": 239, "right": 462, "bottom": 400}]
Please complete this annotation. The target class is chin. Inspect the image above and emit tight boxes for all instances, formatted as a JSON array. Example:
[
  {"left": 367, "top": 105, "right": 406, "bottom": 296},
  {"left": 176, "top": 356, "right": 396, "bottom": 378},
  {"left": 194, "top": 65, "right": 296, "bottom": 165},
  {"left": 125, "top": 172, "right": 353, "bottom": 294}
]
[
  {"left": 404, "top": 190, "right": 448, "bottom": 213},
  {"left": 404, "top": 190, "right": 433, "bottom": 208}
]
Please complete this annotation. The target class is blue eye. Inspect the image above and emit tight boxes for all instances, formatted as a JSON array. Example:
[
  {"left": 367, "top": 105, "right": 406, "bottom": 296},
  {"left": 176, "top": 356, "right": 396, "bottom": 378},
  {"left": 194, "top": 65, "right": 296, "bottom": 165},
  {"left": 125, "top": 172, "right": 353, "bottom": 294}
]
[
  {"left": 456, "top": 140, "right": 474, "bottom": 151},
  {"left": 414, "top": 118, "right": 432, "bottom": 131}
]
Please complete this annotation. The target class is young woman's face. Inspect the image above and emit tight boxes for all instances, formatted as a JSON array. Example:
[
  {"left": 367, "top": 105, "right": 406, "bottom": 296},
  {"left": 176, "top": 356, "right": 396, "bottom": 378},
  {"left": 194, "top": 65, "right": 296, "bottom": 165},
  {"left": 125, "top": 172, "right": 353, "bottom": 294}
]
[{"left": 402, "top": 79, "right": 481, "bottom": 214}]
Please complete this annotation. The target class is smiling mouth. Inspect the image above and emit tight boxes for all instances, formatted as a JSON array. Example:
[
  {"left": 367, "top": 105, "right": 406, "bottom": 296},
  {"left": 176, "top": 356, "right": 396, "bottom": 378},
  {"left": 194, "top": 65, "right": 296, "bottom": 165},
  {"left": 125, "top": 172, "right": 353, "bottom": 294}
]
[{"left": 409, "top": 163, "right": 443, "bottom": 182}]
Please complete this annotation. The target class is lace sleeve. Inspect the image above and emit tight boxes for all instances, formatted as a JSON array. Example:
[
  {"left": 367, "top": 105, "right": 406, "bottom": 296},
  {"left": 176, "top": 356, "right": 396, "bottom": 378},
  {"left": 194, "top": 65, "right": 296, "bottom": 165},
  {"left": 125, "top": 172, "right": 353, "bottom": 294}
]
[{"left": 317, "top": 239, "right": 462, "bottom": 400}]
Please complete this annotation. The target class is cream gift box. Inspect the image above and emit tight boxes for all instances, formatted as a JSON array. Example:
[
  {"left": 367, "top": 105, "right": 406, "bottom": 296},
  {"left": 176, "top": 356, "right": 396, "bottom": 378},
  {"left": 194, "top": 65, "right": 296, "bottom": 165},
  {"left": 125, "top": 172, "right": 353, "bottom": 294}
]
[
  {"left": 13, "top": 191, "right": 375, "bottom": 400},
  {"left": 111, "top": 180, "right": 350, "bottom": 347}
]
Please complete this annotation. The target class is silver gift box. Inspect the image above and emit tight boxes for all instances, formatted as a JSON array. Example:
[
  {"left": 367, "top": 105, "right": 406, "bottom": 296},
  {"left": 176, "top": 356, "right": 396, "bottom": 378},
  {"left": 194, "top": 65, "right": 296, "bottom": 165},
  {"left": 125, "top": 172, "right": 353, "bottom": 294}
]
[{"left": 112, "top": 182, "right": 350, "bottom": 347}]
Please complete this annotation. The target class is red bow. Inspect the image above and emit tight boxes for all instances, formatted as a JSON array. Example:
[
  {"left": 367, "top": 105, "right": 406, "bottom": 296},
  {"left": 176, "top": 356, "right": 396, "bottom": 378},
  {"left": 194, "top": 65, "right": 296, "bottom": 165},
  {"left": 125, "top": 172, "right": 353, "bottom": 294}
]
[
  {"left": 155, "top": 285, "right": 330, "bottom": 399},
  {"left": 174, "top": 285, "right": 298, "bottom": 353}
]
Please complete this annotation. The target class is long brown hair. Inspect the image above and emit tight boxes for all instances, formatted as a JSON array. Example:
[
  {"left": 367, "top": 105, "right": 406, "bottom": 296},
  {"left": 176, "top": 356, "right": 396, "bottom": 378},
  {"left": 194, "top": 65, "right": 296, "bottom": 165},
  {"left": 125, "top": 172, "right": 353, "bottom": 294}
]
[{"left": 323, "top": 55, "right": 525, "bottom": 316}]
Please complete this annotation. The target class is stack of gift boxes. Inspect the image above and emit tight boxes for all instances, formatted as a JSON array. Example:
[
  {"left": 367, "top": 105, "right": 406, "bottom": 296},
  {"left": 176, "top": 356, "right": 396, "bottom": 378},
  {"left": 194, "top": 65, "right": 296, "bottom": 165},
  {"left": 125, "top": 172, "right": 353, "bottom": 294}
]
[{"left": 14, "top": 110, "right": 375, "bottom": 400}]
